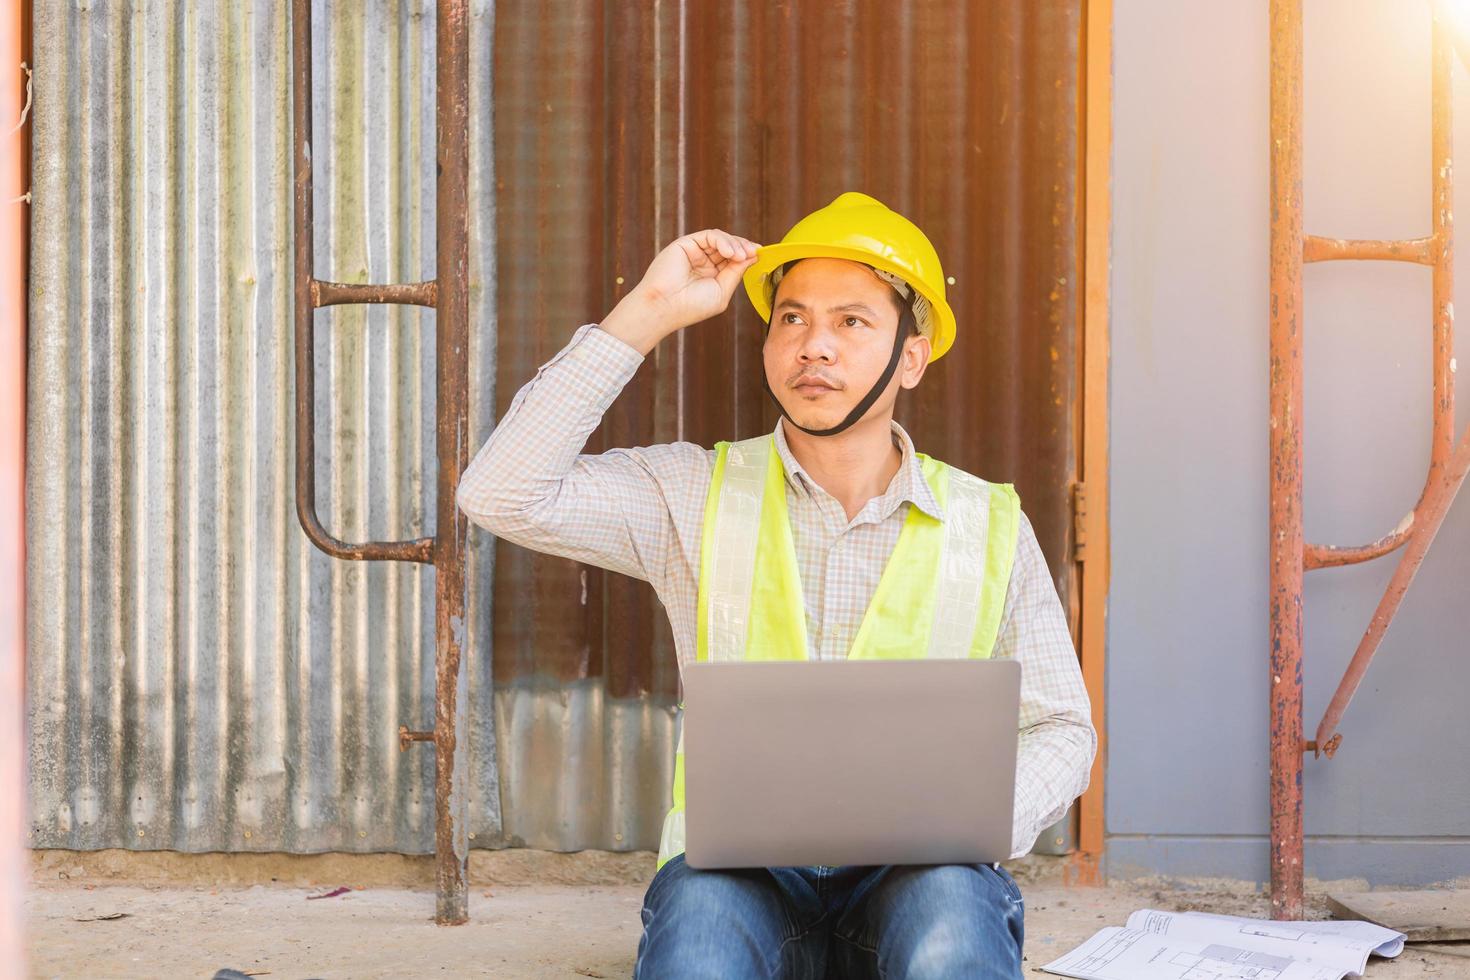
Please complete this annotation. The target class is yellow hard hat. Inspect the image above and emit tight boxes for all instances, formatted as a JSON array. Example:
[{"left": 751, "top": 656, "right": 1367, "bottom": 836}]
[{"left": 742, "top": 191, "right": 957, "bottom": 362}]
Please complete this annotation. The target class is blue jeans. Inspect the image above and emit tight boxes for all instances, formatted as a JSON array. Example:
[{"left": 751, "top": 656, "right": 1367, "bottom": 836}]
[{"left": 634, "top": 855, "right": 1025, "bottom": 979}]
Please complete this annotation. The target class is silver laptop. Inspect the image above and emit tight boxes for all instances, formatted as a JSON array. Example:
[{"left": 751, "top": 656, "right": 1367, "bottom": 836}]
[{"left": 682, "top": 658, "right": 1021, "bottom": 869}]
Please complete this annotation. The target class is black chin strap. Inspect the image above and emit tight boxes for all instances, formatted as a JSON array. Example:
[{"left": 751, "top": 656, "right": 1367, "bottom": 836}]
[{"left": 763, "top": 289, "right": 918, "bottom": 438}]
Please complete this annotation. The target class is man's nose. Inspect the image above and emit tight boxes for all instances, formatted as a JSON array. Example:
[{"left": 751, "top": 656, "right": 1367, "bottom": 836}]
[{"left": 796, "top": 325, "right": 837, "bottom": 363}]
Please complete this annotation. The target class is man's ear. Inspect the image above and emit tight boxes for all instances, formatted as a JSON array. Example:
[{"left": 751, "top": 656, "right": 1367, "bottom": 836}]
[{"left": 899, "top": 334, "right": 931, "bottom": 390}]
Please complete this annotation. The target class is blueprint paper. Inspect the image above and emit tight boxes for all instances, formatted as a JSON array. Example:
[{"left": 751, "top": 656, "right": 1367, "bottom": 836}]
[
  {"left": 1041, "top": 909, "right": 1406, "bottom": 980},
  {"left": 1179, "top": 910, "right": 1406, "bottom": 959},
  {"left": 1041, "top": 927, "right": 1345, "bottom": 980}
]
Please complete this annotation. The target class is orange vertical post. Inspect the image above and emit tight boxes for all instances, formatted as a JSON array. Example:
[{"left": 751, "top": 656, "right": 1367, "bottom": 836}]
[
  {"left": 1069, "top": 0, "right": 1112, "bottom": 888},
  {"left": 1268, "top": 0, "right": 1306, "bottom": 920},
  {"left": 0, "top": 0, "right": 30, "bottom": 974}
]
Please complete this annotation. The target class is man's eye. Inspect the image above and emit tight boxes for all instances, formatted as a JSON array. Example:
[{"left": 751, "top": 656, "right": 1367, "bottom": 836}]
[
  {"left": 782, "top": 313, "right": 802, "bottom": 324},
  {"left": 844, "top": 316, "right": 865, "bottom": 327}
]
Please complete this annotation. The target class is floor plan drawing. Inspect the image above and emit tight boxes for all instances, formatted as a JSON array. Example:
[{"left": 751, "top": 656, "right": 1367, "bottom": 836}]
[{"left": 1041, "top": 909, "right": 1407, "bottom": 980}]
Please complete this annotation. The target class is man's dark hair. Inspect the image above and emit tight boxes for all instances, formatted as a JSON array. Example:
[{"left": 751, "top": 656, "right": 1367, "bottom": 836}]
[{"left": 769, "top": 259, "right": 918, "bottom": 340}]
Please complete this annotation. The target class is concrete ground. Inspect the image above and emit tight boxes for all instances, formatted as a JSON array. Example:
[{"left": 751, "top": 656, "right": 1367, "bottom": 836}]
[{"left": 22, "top": 850, "right": 1470, "bottom": 978}]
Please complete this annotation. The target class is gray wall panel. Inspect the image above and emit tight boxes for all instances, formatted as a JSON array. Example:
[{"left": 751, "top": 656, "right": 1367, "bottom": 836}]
[{"left": 1111, "top": 0, "right": 1470, "bottom": 883}]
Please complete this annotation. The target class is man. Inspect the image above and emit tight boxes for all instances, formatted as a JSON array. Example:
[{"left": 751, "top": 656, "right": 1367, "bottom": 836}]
[{"left": 457, "top": 192, "right": 1095, "bottom": 979}]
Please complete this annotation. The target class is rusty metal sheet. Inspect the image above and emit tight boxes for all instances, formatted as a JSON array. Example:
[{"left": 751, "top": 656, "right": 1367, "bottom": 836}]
[
  {"left": 26, "top": 0, "right": 1085, "bottom": 860},
  {"left": 492, "top": 0, "right": 1084, "bottom": 849}
]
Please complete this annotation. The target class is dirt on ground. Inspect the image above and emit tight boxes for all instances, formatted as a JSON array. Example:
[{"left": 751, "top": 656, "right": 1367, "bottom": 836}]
[{"left": 22, "top": 850, "right": 1470, "bottom": 979}]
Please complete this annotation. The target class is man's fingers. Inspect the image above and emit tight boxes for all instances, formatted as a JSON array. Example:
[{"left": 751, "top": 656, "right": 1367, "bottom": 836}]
[
  {"left": 673, "top": 237, "right": 710, "bottom": 275},
  {"left": 690, "top": 229, "right": 732, "bottom": 261},
  {"left": 689, "top": 229, "right": 759, "bottom": 264},
  {"left": 725, "top": 233, "right": 759, "bottom": 259},
  {"left": 716, "top": 243, "right": 762, "bottom": 294},
  {"left": 713, "top": 256, "right": 748, "bottom": 296}
]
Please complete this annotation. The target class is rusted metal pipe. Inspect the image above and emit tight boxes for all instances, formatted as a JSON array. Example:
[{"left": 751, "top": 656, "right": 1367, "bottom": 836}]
[
  {"left": 312, "top": 279, "right": 438, "bottom": 309},
  {"left": 1429, "top": 15, "right": 1456, "bottom": 473},
  {"left": 1315, "top": 423, "right": 1470, "bottom": 756},
  {"left": 290, "top": 6, "right": 434, "bottom": 568},
  {"left": 291, "top": 0, "right": 473, "bottom": 926},
  {"left": 1268, "top": 0, "right": 1305, "bottom": 921},
  {"left": 429, "top": 0, "right": 472, "bottom": 927},
  {"left": 1301, "top": 235, "right": 1435, "bottom": 264},
  {"left": 1304, "top": 520, "right": 1413, "bottom": 570},
  {"left": 1304, "top": 9, "right": 1461, "bottom": 746},
  {"left": 399, "top": 726, "right": 435, "bottom": 751}
]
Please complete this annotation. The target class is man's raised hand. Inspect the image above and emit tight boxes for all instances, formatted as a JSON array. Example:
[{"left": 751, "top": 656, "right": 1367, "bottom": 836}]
[{"left": 599, "top": 229, "right": 763, "bottom": 355}]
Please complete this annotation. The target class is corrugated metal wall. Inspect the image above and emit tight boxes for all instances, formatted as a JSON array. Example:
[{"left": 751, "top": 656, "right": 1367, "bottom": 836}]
[
  {"left": 26, "top": 1, "right": 501, "bottom": 853},
  {"left": 492, "top": 0, "right": 1084, "bottom": 850},
  {"left": 28, "top": 0, "right": 1083, "bottom": 856}
]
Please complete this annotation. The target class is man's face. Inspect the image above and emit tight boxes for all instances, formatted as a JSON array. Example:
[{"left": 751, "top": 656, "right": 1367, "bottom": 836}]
[{"left": 762, "top": 258, "right": 930, "bottom": 433}]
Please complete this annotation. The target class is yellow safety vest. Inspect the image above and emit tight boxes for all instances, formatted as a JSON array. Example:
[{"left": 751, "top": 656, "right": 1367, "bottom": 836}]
[{"left": 657, "top": 434, "right": 1021, "bottom": 870}]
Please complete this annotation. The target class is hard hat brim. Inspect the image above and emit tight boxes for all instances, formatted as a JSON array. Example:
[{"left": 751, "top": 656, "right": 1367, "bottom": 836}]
[{"left": 741, "top": 243, "right": 957, "bottom": 362}]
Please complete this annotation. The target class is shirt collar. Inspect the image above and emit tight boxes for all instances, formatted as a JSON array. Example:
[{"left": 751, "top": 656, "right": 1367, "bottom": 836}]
[{"left": 772, "top": 418, "right": 946, "bottom": 523}]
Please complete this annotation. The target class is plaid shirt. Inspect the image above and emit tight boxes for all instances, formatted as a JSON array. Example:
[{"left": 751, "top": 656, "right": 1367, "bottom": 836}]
[{"left": 457, "top": 323, "right": 1096, "bottom": 858}]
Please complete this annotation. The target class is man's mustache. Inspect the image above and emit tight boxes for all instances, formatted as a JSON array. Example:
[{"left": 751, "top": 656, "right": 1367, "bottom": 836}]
[{"left": 785, "top": 369, "right": 846, "bottom": 390}]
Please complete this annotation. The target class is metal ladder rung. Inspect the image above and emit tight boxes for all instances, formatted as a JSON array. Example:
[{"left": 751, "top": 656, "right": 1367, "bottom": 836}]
[
  {"left": 1303, "top": 234, "right": 1437, "bottom": 264},
  {"left": 1304, "top": 514, "right": 1415, "bottom": 570},
  {"left": 312, "top": 279, "right": 439, "bottom": 309}
]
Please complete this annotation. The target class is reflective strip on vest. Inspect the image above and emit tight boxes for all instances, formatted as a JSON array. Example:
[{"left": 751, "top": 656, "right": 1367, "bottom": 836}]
[
  {"left": 697, "top": 437, "right": 778, "bottom": 662},
  {"left": 659, "top": 434, "right": 1020, "bottom": 871}
]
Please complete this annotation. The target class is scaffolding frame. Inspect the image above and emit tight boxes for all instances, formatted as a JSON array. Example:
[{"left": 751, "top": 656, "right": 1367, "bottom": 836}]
[
  {"left": 290, "top": 0, "right": 474, "bottom": 926},
  {"left": 1268, "top": 0, "right": 1470, "bottom": 918}
]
